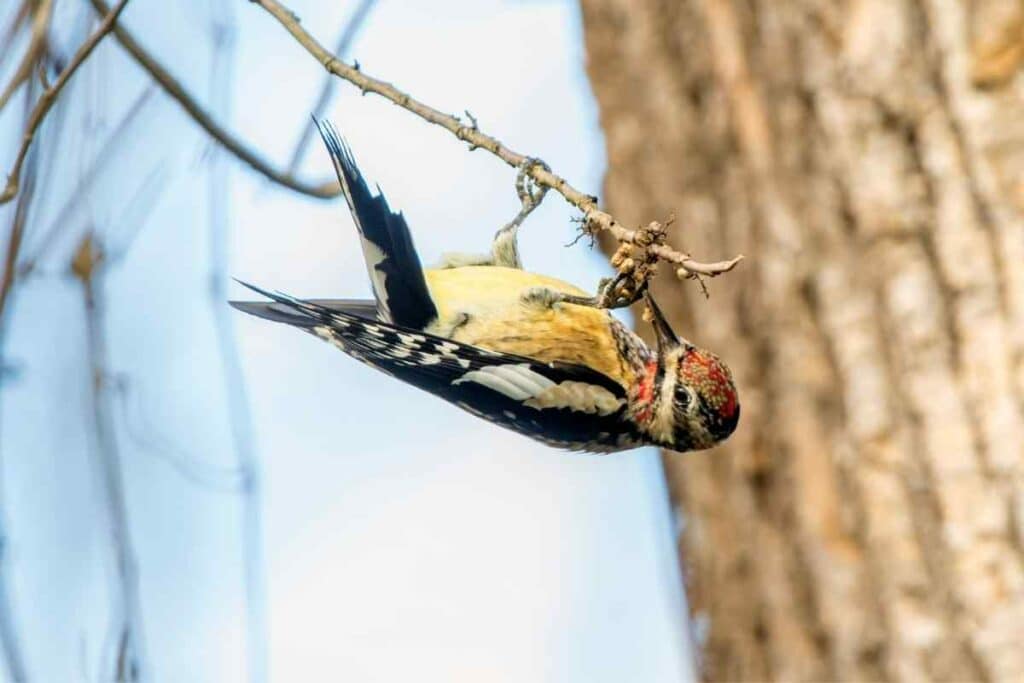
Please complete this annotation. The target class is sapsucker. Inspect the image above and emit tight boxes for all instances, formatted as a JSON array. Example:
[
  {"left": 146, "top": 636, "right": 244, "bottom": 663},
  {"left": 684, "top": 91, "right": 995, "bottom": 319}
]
[{"left": 231, "top": 122, "right": 739, "bottom": 453}]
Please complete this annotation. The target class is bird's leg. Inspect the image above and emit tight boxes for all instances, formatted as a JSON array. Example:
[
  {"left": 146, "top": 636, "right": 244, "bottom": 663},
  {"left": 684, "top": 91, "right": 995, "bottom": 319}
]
[
  {"left": 523, "top": 289, "right": 603, "bottom": 307},
  {"left": 523, "top": 274, "right": 639, "bottom": 310},
  {"left": 437, "top": 158, "right": 550, "bottom": 270},
  {"left": 489, "top": 157, "right": 550, "bottom": 269}
]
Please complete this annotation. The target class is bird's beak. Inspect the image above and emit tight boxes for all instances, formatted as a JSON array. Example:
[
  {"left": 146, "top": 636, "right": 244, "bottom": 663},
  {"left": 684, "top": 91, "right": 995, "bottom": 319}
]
[{"left": 644, "top": 292, "right": 680, "bottom": 351}]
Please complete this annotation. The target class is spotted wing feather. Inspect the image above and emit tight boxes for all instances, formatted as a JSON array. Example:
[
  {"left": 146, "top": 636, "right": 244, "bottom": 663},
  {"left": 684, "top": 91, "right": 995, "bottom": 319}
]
[{"left": 231, "top": 282, "right": 642, "bottom": 452}]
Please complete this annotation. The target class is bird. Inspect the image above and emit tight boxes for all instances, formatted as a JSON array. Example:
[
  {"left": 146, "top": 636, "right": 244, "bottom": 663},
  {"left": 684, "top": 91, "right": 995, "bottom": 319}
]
[{"left": 230, "top": 121, "right": 739, "bottom": 453}]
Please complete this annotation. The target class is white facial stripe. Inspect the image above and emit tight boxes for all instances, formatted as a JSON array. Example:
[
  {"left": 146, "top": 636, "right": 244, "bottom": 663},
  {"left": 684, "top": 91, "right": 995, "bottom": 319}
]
[{"left": 651, "top": 349, "right": 682, "bottom": 443}]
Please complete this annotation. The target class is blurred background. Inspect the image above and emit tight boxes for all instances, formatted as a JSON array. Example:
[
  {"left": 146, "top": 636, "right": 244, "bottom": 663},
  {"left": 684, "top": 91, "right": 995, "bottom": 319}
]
[
  {"left": 5, "top": 1, "right": 1024, "bottom": 682},
  {"left": 0, "top": 1, "right": 694, "bottom": 682}
]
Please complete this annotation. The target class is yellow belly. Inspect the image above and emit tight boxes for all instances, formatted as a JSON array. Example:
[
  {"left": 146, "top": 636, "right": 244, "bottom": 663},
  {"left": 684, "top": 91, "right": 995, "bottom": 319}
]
[{"left": 422, "top": 267, "right": 633, "bottom": 387}]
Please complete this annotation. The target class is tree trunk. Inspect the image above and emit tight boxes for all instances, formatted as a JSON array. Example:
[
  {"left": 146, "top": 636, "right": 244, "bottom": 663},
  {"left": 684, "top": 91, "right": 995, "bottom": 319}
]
[{"left": 580, "top": 1, "right": 1024, "bottom": 681}]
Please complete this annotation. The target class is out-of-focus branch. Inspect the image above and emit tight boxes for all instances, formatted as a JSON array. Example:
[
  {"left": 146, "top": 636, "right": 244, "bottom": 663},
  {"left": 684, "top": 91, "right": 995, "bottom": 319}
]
[
  {"left": 18, "top": 86, "right": 155, "bottom": 275},
  {"left": 0, "top": 1, "right": 34, "bottom": 73},
  {"left": 286, "top": 0, "right": 377, "bottom": 173},
  {"left": 113, "top": 379, "right": 245, "bottom": 490},
  {"left": 17, "top": 86, "right": 157, "bottom": 279},
  {"left": 0, "top": 66, "right": 46, "bottom": 344},
  {"left": 251, "top": 0, "right": 743, "bottom": 306},
  {"left": 0, "top": 76, "right": 38, "bottom": 683},
  {"left": 0, "top": 157, "right": 33, "bottom": 334},
  {"left": 72, "top": 234, "right": 148, "bottom": 683},
  {"left": 0, "top": 0, "right": 130, "bottom": 205},
  {"left": 0, "top": 0, "right": 53, "bottom": 113},
  {"left": 206, "top": 1, "right": 267, "bottom": 680},
  {"left": 88, "top": 0, "right": 339, "bottom": 199}
]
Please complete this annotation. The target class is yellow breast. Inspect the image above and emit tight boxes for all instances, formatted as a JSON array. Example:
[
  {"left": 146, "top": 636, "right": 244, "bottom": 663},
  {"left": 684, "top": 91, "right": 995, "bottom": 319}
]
[{"left": 423, "top": 267, "right": 633, "bottom": 387}]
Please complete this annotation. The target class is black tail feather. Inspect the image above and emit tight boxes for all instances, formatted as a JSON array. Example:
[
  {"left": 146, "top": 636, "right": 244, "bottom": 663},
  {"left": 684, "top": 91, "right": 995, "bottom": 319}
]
[
  {"left": 230, "top": 279, "right": 319, "bottom": 327},
  {"left": 230, "top": 295, "right": 379, "bottom": 326},
  {"left": 229, "top": 300, "right": 317, "bottom": 327},
  {"left": 314, "top": 119, "right": 438, "bottom": 330}
]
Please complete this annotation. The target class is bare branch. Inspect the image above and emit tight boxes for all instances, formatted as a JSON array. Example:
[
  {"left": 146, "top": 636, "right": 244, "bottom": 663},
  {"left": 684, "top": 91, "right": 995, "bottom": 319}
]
[
  {"left": 251, "top": 0, "right": 743, "bottom": 305},
  {"left": 205, "top": 3, "right": 268, "bottom": 680},
  {"left": 18, "top": 86, "right": 158, "bottom": 278},
  {"left": 0, "top": 0, "right": 53, "bottom": 114},
  {"left": 0, "top": 75, "right": 38, "bottom": 683},
  {"left": 0, "top": 1, "right": 34, "bottom": 72},
  {"left": 72, "top": 234, "right": 148, "bottom": 682},
  {"left": 0, "top": 0, "right": 130, "bottom": 205},
  {"left": 88, "top": 0, "right": 339, "bottom": 199},
  {"left": 0, "top": 68, "right": 46, "bottom": 339},
  {"left": 113, "top": 379, "right": 245, "bottom": 490},
  {"left": 287, "top": 0, "right": 377, "bottom": 173}
]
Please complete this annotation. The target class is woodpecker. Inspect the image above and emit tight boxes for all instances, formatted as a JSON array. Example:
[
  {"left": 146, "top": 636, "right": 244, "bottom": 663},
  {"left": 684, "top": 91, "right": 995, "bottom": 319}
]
[{"left": 231, "top": 122, "right": 739, "bottom": 453}]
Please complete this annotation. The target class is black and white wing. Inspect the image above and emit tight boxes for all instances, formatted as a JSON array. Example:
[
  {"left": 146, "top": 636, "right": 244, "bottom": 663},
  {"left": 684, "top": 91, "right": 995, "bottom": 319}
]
[{"left": 231, "top": 283, "right": 643, "bottom": 452}]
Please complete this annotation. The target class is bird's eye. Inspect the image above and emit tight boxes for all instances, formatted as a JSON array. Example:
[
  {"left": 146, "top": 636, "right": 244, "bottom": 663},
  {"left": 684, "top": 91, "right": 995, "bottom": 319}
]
[{"left": 673, "top": 384, "right": 692, "bottom": 411}]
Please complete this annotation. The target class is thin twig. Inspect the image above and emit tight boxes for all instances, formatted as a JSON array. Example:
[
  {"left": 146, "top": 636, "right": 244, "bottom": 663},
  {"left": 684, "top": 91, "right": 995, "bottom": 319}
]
[
  {"left": 0, "top": 73, "right": 39, "bottom": 683},
  {"left": 72, "top": 235, "right": 148, "bottom": 682},
  {"left": 251, "top": 0, "right": 743, "bottom": 305},
  {"left": 0, "top": 68, "right": 45, "bottom": 343},
  {"left": 113, "top": 379, "right": 245, "bottom": 490},
  {"left": 18, "top": 86, "right": 157, "bottom": 278},
  {"left": 287, "top": 0, "right": 376, "bottom": 173},
  {"left": 0, "top": 0, "right": 53, "bottom": 114},
  {"left": 87, "top": 0, "right": 338, "bottom": 199},
  {"left": 0, "top": 1, "right": 34, "bottom": 75},
  {"left": 0, "top": 0, "right": 130, "bottom": 205},
  {"left": 206, "top": 2, "right": 267, "bottom": 680}
]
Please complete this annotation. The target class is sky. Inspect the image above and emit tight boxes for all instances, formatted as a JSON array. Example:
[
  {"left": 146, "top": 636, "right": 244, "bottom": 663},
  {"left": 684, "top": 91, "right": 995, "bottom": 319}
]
[{"left": 0, "top": 1, "right": 696, "bottom": 681}]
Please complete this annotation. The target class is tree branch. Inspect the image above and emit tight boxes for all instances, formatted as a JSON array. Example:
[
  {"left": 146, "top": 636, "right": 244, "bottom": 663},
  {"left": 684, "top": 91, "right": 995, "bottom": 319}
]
[
  {"left": 250, "top": 0, "right": 743, "bottom": 306},
  {"left": 72, "top": 235, "right": 148, "bottom": 682},
  {"left": 205, "top": 3, "right": 268, "bottom": 680},
  {"left": 88, "top": 0, "right": 339, "bottom": 200},
  {"left": 0, "top": 0, "right": 53, "bottom": 114},
  {"left": 0, "top": 0, "right": 130, "bottom": 205},
  {"left": 18, "top": 86, "right": 158, "bottom": 279},
  {"left": 0, "top": 77, "right": 37, "bottom": 683}
]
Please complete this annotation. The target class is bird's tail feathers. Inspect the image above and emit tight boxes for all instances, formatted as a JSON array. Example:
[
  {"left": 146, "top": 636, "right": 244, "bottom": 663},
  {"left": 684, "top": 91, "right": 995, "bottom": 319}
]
[
  {"left": 229, "top": 280, "right": 326, "bottom": 328},
  {"left": 313, "top": 119, "right": 438, "bottom": 330}
]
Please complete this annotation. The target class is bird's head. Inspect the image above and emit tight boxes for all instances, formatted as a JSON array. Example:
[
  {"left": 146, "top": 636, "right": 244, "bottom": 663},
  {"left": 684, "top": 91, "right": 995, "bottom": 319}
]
[{"left": 632, "top": 293, "right": 740, "bottom": 452}]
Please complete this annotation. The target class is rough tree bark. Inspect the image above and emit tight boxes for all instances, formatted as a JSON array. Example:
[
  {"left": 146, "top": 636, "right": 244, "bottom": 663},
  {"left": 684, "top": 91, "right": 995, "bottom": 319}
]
[{"left": 581, "top": 1, "right": 1024, "bottom": 681}]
